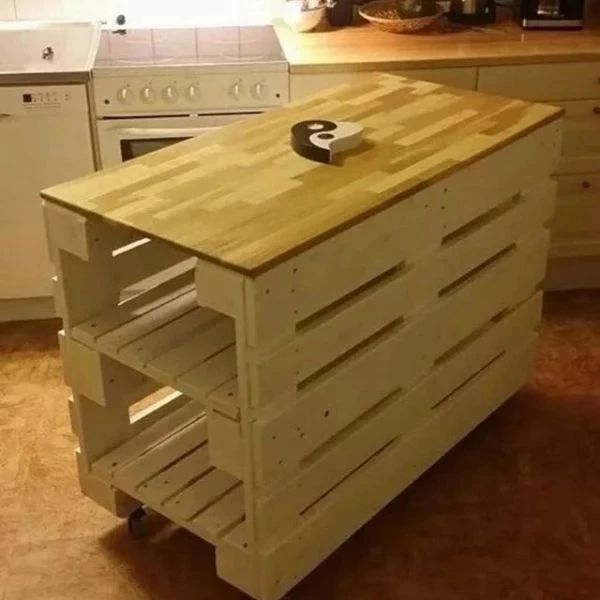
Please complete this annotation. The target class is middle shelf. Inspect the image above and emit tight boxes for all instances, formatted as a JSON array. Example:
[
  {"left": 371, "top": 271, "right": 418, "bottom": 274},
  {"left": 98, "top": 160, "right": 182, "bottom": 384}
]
[{"left": 69, "top": 270, "right": 240, "bottom": 420}]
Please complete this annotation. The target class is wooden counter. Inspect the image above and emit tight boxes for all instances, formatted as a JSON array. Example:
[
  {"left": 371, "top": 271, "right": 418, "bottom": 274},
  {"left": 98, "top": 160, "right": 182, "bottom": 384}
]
[
  {"left": 275, "top": 7, "right": 600, "bottom": 73},
  {"left": 42, "top": 74, "right": 561, "bottom": 276}
]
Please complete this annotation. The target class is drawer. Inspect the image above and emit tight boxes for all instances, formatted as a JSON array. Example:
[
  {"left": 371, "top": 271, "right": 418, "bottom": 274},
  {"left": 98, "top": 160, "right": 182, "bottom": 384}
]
[
  {"left": 552, "top": 173, "right": 600, "bottom": 236},
  {"left": 290, "top": 67, "right": 477, "bottom": 100},
  {"left": 478, "top": 62, "right": 600, "bottom": 101},
  {"left": 556, "top": 100, "right": 600, "bottom": 174}
]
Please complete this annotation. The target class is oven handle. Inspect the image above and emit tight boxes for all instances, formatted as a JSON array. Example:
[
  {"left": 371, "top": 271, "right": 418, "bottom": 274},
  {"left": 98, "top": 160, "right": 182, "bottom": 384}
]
[{"left": 112, "top": 126, "right": 220, "bottom": 139}]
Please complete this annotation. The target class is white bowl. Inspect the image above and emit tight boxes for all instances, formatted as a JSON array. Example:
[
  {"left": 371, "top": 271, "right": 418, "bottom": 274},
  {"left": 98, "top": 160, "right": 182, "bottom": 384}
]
[{"left": 283, "top": 2, "right": 326, "bottom": 33}]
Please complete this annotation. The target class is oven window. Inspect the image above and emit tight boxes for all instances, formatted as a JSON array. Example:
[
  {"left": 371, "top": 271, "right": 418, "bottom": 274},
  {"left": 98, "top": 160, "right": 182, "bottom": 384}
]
[{"left": 120, "top": 137, "right": 189, "bottom": 161}]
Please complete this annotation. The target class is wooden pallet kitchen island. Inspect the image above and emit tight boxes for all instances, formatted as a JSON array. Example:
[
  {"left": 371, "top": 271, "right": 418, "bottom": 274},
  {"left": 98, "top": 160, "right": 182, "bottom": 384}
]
[{"left": 43, "top": 74, "right": 563, "bottom": 599}]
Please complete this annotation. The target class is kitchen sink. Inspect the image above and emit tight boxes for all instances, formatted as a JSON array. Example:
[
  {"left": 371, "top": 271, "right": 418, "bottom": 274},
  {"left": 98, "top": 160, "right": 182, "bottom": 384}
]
[{"left": 0, "top": 20, "right": 100, "bottom": 74}]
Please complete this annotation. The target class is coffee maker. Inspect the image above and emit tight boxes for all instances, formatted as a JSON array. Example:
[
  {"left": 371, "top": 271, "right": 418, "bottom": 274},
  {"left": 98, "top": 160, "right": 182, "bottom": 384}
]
[{"left": 518, "top": 0, "right": 585, "bottom": 28}]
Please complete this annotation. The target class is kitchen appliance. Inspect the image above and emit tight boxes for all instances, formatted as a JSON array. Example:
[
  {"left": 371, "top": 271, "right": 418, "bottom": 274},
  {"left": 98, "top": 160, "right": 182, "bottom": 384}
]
[
  {"left": 448, "top": 0, "right": 496, "bottom": 23},
  {"left": 0, "top": 22, "right": 98, "bottom": 320},
  {"left": 93, "top": 26, "right": 289, "bottom": 168},
  {"left": 518, "top": 0, "right": 584, "bottom": 29}
]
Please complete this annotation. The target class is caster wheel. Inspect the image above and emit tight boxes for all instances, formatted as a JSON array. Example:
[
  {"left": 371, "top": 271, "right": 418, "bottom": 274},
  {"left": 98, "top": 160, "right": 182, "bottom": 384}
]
[{"left": 127, "top": 507, "right": 148, "bottom": 539}]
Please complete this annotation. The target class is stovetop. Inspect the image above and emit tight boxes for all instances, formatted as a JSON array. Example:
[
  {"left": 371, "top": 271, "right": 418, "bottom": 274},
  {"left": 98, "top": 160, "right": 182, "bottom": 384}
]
[{"left": 94, "top": 26, "right": 286, "bottom": 70}]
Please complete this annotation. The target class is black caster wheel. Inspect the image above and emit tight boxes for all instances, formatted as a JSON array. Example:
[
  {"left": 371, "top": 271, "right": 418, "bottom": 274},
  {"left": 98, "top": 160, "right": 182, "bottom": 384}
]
[{"left": 127, "top": 507, "right": 148, "bottom": 539}]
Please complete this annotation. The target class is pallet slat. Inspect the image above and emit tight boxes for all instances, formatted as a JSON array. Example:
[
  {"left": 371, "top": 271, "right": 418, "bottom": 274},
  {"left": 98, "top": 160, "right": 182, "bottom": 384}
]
[
  {"left": 72, "top": 271, "right": 195, "bottom": 346},
  {"left": 113, "top": 418, "right": 208, "bottom": 488}
]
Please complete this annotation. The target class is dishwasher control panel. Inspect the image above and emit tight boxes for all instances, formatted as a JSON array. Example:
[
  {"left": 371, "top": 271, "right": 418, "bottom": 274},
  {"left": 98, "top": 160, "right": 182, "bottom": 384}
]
[{"left": 0, "top": 85, "right": 88, "bottom": 116}]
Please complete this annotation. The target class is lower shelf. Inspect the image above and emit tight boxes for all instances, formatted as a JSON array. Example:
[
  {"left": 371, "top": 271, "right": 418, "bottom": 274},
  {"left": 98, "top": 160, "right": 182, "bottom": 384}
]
[{"left": 92, "top": 399, "right": 245, "bottom": 545}]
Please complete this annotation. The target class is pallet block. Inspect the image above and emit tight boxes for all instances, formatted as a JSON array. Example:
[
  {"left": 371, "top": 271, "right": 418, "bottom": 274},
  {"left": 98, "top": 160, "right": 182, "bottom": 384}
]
[{"left": 45, "top": 106, "right": 561, "bottom": 597}]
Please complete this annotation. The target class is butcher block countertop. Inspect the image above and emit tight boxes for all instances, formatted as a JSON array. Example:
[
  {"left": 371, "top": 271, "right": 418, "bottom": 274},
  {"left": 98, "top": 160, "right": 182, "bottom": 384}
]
[
  {"left": 42, "top": 74, "right": 563, "bottom": 276},
  {"left": 275, "top": 7, "right": 600, "bottom": 73}
]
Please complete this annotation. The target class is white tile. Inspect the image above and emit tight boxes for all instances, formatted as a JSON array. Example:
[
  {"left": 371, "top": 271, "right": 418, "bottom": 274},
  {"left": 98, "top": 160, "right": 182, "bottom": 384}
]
[
  {"left": 153, "top": 28, "right": 196, "bottom": 60},
  {"left": 196, "top": 26, "right": 239, "bottom": 58},
  {"left": 15, "top": 0, "right": 62, "bottom": 19},
  {"left": 236, "top": 0, "right": 272, "bottom": 24},
  {"left": 0, "top": 0, "right": 16, "bottom": 19},
  {"left": 106, "top": 27, "right": 152, "bottom": 59},
  {"left": 60, "top": 0, "right": 108, "bottom": 20}
]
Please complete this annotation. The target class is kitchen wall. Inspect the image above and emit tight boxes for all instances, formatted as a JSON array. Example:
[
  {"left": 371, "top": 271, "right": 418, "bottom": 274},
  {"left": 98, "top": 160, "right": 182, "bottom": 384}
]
[{"left": 0, "top": 0, "right": 286, "bottom": 25}]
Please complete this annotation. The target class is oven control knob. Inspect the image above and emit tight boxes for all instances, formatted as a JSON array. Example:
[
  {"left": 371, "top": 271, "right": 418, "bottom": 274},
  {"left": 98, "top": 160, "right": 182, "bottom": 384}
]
[
  {"left": 186, "top": 84, "right": 200, "bottom": 101},
  {"left": 140, "top": 86, "right": 156, "bottom": 104},
  {"left": 251, "top": 81, "right": 267, "bottom": 100},
  {"left": 116, "top": 87, "right": 133, "bottom": 104},
  {"left": 162, "top": 85, "right": 179, "bottom": 103},
  {"left": 229, "top": 82, "right": 243, "bottom": 100}
]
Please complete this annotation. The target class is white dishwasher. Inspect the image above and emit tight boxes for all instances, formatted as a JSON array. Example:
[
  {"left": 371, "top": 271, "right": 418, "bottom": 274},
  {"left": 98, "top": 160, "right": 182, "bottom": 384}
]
[{"left": 0, "top": 84, "right": 94, "bottom": 311}]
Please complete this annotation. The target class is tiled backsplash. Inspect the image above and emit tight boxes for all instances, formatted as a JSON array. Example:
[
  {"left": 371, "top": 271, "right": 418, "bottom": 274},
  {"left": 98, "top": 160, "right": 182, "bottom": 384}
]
[{"left": 0, "top": 0, "right": 286, "bottom": 25}]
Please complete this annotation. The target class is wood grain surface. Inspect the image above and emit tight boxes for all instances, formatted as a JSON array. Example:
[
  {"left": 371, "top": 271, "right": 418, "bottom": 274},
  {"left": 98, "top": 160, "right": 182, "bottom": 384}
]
[
  {"left": 275, "top": 7, "right": 600, "bottom": 73},
  {"left": 42, "top": 73, "right": 562, "bottom": 275}
]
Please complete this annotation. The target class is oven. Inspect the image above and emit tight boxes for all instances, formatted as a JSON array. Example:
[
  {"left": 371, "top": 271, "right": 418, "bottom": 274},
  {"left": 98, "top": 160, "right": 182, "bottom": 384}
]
[{"left": 96, "top": 112, "right": 260, "bottom": 168}]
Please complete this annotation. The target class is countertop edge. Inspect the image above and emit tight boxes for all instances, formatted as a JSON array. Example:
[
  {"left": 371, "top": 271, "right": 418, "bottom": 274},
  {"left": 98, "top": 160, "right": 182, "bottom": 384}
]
[
  {"left": 286, "top": 52, "right": 600, "bottom": 73},
  {"left": 0, "top": 70, "right": 91, "bottom": 86}
]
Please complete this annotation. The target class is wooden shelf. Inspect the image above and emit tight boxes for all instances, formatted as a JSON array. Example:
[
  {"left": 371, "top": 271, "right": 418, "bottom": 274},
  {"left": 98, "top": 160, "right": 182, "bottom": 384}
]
[
  {"left": 71, "top": 271, "right": 240, "bottom": 420},
  {"left": 93, "top": 399, "right": 245, "bottom": 544}
]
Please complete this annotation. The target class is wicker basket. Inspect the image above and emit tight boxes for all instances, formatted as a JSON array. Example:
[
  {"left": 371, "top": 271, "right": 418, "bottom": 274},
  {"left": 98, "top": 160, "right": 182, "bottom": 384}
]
[{"left": 359, "top": 0, "right": 444, "bottom": 33}]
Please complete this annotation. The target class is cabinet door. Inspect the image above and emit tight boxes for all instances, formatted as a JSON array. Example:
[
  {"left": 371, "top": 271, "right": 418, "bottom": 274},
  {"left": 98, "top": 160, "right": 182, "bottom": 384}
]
[
  {"left": 290, "top": 67, "right": 477, "bottom": 100},
  {"left": 550, "top": 173, "right": 600, "bottom": 259},
  {"left": 554, "top": 100, "right": 600, "bottom": 174},
  {"left": 478, "top": 62, "right": 600, "bottom": 101}
]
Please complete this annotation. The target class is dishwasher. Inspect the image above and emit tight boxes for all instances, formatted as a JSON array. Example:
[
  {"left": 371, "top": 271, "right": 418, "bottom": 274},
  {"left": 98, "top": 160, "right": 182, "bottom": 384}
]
[{"left": 0, "top": 84, "right": 95, "bottom": 315}]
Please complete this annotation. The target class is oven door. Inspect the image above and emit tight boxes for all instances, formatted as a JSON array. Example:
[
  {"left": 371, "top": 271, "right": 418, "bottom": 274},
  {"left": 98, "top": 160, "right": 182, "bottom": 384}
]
[{"left": 96, "top": 113, "right": 259, "bottom": 168}]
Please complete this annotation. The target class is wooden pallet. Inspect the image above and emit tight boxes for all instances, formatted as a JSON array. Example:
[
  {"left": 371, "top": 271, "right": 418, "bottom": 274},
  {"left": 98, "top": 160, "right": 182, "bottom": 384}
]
[{"left": 45, "top": 115, "right": 561, "bottom": 599}]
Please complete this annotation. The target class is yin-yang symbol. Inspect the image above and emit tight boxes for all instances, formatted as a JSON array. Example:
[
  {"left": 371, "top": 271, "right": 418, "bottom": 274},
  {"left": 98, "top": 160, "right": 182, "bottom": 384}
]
[{"left": 290, "top": 120, "right": 364, "bottom": 164}]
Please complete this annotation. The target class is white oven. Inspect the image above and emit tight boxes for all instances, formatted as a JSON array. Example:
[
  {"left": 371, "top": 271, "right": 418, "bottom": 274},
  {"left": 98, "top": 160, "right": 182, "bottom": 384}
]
[{"left": 96, "top": 112, "right": 260, "bottom": 168}]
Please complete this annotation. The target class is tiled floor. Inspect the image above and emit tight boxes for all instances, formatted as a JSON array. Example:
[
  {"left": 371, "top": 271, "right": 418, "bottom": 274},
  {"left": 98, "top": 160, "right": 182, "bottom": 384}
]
[{"left": 1, "top": 290, "right": 599, "bottom": 600}]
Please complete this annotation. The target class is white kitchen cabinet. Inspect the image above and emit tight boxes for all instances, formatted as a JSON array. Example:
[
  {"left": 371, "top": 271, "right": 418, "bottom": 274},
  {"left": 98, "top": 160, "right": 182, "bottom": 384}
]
[{"left": 478, "top": 62, "right": 600, "bottom": 101}]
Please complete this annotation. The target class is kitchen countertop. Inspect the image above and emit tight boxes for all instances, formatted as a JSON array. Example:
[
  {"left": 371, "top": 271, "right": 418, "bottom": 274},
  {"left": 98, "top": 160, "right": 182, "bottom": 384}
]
[
  {"left": 42, "top": 73, "right": 562, "bottom": 275},
  {"left": 274, "top": 6, "right": 600, "bottom": 73}
]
